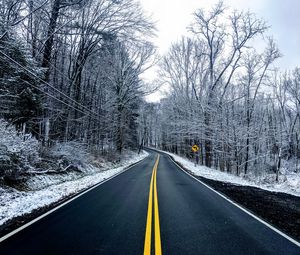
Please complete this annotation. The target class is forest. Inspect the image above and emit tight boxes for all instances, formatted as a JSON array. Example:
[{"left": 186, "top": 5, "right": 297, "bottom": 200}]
[
  {"left": 0, "top": 0, "right": 299, "bottom": 183},
  {"left": 141, "top": 2, "right": 300, "bottom": 179}
]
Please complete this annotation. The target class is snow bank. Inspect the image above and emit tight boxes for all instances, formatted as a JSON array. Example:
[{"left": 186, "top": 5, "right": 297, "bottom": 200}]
[
  {"left": 157, "top": 149, "right": 300, "bottom": 197},
  {"left": 0, "top": 150, "right": 148, "bottom": 226}
]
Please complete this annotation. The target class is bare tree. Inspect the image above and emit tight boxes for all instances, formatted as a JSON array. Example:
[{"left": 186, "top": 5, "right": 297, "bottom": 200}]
[{"left": 190, "top": 1, "right": 268, "bottom": 167}]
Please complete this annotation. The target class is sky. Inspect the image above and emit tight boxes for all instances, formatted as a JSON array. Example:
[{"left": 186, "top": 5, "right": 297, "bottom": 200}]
[{"left": 140, "top": 0, "right": 300, "bottom": 101}]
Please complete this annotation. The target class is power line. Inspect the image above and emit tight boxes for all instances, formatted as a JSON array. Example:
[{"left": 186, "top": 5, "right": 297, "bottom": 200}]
[
  {"left": 1, "top": 39, "right": 102, "bottom": 114},
  {"left": 0, "top": 61, "right": 92, "bottom": 117},
  {"left": 0, "top": 49, "right": 102, "bottom": 119},
  {"left": 0, "top": 53, "right": 102, "bottom": 122}
]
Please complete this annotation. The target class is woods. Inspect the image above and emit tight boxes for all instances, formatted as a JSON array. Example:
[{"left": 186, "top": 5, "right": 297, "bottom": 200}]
[
  {"left": 1, "top": 1, "right": 300, "bottom": 251},
  {"left": 143, "top": 2, "right": 300, "bottom": 178},
  {"left": 0, "top": 0, "right": 299, "bottom": 181},
  {"left": 0, "top": 0, "right": 155, "bottom": 155}
]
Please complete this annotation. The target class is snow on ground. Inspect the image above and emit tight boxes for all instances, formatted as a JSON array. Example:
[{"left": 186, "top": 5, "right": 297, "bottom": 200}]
[
  {"left": 157, "top": 149, "right": 300, "bottom": 197},
  {"left": 0, "top": 150, "right": 148, "bottom": 226}
]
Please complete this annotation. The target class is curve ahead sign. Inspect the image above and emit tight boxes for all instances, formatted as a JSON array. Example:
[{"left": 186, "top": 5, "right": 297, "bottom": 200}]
[{"left": 191, "top": 145, "right": 199, "bottom": 152}]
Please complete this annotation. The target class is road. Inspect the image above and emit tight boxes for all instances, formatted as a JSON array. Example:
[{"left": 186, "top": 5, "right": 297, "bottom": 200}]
[{"left": 0, "top": 151, "right": 299, "bottom": 254}]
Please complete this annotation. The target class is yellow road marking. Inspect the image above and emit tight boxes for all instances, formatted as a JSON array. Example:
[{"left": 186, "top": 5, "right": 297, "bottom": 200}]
[
  {"left": 154, "top": 156, "right": 162, "bottom": 255},
  {"left": 143, "top": 155, "right": 162, "bottom": 255},
  {"left": 143, "top": 159, "right": 155, "bottom": 255}
]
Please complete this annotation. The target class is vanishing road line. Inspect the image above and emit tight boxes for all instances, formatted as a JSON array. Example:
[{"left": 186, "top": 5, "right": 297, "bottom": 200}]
[
  {"left": 143, "top": 158, "right": 155, "bottom": 255},
  {"left": 154, "top": 156, "right": 162, "bottom": 255},
  {"left": 144, "top": 155, "right": 162, "bottom": 255}
]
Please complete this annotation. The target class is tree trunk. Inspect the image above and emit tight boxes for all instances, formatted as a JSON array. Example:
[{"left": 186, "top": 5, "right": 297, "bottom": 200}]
[
  {"left": 40, "top": 0, "right": 61, "bottom": 146},
  {"left": 204, "top": 110, "right": 212, "bottom": 167},
  {"left": 276, "top": 148, "right": 281, "bottom": 182},
  {"left": 244, "top": 133, "right": 250, "bottom": 175},
  {"left": 41, "top": 0, "right": 61, "bottom": 81}
]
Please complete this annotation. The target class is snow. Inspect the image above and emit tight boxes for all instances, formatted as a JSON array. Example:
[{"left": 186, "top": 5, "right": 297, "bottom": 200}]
[
  {"left": 156, "top": 149, "right": 300, "bottom": 197},
  {"left": 0, "top": 150, "right": 148, "bottom": 226},
  {"left": 0, "top": 120, "right": 40, "bottom": 170},
  {"left": 0, "top": 121, "right": 39, "bottom": 156}
]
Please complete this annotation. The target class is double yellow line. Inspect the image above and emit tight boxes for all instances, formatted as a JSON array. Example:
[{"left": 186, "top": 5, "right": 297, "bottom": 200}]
[{"left": 144, "top": 155, "right": 162, "bottom": 255}]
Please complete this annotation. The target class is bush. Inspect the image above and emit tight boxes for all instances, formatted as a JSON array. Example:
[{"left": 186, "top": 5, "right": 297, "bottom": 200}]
[
  {"left": 0, "top": 119, "right": 39, "bottom": 180},
  {"left": 48, "top": 141, "right": 90, "bottom": 171}
]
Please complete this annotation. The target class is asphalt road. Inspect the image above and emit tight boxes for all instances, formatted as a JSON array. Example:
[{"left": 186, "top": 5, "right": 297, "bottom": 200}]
[{"left": 0, "top": 151, "right": 299, "bottom": 254}]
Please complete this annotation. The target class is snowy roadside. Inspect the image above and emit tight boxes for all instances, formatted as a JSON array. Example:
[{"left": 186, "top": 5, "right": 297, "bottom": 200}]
[
  {"left": 0, "top": 150, "right": 148, "bottom": 226},
  {"left": 153, "top": 148, "right": 300, "bottom": 197}
]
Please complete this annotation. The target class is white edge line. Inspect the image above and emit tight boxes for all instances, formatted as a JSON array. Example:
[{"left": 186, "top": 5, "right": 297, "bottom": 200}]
[
  {"left": 0, "top": 155, "right": 148, "bottom": 243},
  {"left": 164, "top": 153, "right": 300, "bottom": 248}
]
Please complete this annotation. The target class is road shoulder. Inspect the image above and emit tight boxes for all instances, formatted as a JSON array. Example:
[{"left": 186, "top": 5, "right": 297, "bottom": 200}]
[
  {"left": 166, "top": 153, "right": 300, "bottom": 243},
  {"left": 0, "top": 151, "right": 149, "bottom": 240}
]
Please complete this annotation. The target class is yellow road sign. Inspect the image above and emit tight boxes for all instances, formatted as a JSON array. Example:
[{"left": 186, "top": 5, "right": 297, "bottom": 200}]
[{"left": 191, "top": 144, "right": 199, "bottom": 152}]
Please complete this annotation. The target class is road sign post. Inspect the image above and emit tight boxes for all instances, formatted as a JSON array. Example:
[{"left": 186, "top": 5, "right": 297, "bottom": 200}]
[
  {"left": 191, "top": 145, "right": 200, "bottom": 166},
  {"left": 195, "top": 154, "right": 199, "bottom": 165}
]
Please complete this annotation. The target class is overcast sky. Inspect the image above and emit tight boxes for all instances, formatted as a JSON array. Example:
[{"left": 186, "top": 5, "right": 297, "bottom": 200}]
[{"left": 141, "top": 0, "right": 300, "bottom": 101}]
